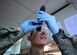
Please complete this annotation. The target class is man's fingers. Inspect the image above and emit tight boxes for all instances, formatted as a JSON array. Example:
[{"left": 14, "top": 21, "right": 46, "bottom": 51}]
[{"left": 39, "top": 11, "right": 45, "bottom": 14}]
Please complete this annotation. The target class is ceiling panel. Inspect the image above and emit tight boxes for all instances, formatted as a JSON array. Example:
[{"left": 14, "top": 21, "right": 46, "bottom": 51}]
[
  {"left": 27, "top": 14, "right": 37, "bottom": 20},
  {"left": 16, "top": 0, "right": 68, "bottom": 14},
  {"left": 0, "top": 18, "right": 18, "bottom": 28},
  {"left": 0, "top": 0, "right": 33, "bottom": 24},
  {"left": 45, "top": 0, "right": 67, "bottom": 14},
  {"left": 16, "top": 0, "right": 47, "bottom": 13}
]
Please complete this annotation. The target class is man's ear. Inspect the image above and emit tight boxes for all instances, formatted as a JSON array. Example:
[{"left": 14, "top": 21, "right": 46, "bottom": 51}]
[{"left": 27, "top": 36, "right": 31, "bottom": 41}]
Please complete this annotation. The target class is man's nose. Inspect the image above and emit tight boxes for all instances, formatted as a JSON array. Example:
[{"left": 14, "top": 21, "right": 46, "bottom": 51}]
[{"left": 41, "top": 31, "right": 45, "bottom": 34}]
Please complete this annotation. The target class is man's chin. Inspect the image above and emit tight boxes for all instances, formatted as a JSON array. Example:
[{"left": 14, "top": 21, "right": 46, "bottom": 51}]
[{"left": 35, "top": 43, "right": 47, "bottom": 46}]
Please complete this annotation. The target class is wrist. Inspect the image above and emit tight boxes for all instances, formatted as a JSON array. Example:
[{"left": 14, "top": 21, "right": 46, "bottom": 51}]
[
  {"left": 52, "top": 28, "right": 59, "bottom": 35},
  {"left": 19, "top": 24, "right": 28, "bottom": 34},
  {"left": 18, "top": 27, "right": 25, "bottom": 35}
]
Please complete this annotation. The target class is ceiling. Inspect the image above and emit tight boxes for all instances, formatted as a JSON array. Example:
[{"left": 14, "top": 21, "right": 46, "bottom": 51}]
[{"left": 0, "top": 0, "right": 72, "bottom": 28}]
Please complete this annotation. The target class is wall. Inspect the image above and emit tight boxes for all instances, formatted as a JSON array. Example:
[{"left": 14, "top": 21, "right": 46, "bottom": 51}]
[{"left": 54, "top": 3, "right": 77, "bottom": 34}]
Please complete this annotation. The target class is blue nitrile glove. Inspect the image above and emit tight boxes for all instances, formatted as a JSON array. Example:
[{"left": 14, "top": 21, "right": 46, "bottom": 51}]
[
  {"left": 37, "top": 11, "right": 59, "bottom": 35},
  {"left": 19, "top": 20, "right": 40, "bottom": 34}
]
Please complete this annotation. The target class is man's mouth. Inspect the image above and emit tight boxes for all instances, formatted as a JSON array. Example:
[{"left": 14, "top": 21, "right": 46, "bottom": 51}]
[{"left": 40, "top": 36, "right": 46, "bottom": 39}]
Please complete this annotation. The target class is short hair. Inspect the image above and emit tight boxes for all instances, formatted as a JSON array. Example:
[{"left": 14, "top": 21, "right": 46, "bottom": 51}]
[{"left": 30, "top": 31, "right": 33, "bottom": 35}]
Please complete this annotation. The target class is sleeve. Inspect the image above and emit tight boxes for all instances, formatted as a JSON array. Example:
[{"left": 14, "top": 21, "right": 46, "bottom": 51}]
[
  {"left": 71, "top": 36, "right": 77, "bottom": 48},
  {"left": 52, "top": 29, "right": 77, "bottom": 55},
  {"left": 0, "top": 27, "right": 24, "bottom": 54}
]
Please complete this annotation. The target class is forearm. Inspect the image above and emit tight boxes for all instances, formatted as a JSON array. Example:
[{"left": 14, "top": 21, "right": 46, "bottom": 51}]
[
  {"left": 12, "top": 27, "right": 24, "bottom": 42},
  {"left": 0, "top": 27, "right": 24, "bottom": 54},
  {"left": 52, "top": 29, "right": 76, "bottom": 55},
  {"left": 0, "top": 27, "right": 24, "bottom": 47}
]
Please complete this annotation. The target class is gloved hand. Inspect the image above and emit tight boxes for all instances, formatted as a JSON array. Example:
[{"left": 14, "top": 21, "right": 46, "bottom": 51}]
[
  {"left": 19, "top": 20, "right": 40, "bottom": 34},
  {"left": 37, "top": 11, "right": 59, "bottom": 35}
]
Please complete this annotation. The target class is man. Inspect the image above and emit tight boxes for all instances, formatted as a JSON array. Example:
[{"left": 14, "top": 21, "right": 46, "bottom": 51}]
[
  {"left": 37, "top": 11, "right": 77, "bottom": 55},
  {"left": 25, "top": 27, "right": 48, "bottom": 55}
]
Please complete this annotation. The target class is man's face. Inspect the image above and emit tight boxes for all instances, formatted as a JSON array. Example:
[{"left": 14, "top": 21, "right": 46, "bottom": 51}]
[{"left": 28, "top": 28, "right": 48, "bottom": 46}]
